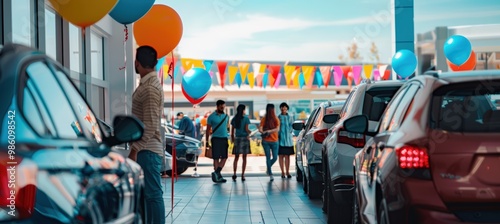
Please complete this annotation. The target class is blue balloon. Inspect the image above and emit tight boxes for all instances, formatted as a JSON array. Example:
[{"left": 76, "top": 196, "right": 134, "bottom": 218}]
[
  {"left": 443, "top": 35, "right": 472, "bottom": 66},
  {"left": 391, "top": 50, "right": 417, "bottom": 78},
  {"left": 182, "top": 68, "right": 212, "bottom": 99},
  {"left": 109, "top": 0, "right": 155, "bottom": 25}
]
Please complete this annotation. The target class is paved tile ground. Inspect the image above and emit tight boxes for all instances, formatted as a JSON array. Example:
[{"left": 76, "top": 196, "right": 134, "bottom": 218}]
[{"left": 162, "top": 156, "right": 327, "bottom": 224}]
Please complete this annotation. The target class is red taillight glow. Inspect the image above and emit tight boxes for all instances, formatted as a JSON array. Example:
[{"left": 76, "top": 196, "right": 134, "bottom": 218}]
[
  {"left": 313, "top": 129, "right": 329, "bottom": 143},
  {"left": 337, "top": 128, "right": 365, "bottom": 148},
  {"left": 396, "top": 145, "right": 430, "bottom": 169}
]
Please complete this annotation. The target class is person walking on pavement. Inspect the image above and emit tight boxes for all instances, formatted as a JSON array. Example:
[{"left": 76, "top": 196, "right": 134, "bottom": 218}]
[
  {"left": 127, "top": 46, "right": 165, "bottom": 224},
  {"left": 277, "top": 102, "right": 295, "bottom": 178},
  {"left": 259, "top": 103, "right": 280, "bottom": 181},
  {"left": 206, "top": 100, "right": 230, "bottom": 183},
  {"left": 230, "top": 104, "right": 251, "bottom": 181},
  {"left": 177, "top": 112, "right": 195, "bottom": 138}
]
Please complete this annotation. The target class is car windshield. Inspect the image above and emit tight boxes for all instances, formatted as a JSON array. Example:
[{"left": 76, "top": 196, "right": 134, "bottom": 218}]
[{"left": 431, "top": 81, "right": 500, "bottom": 133}]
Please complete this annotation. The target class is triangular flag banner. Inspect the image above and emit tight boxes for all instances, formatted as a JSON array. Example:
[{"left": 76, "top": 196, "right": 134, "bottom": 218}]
[
  {"left": 235, "top": 72, "right": 242, "bottom": 88},
  {"left": 238, "top": 63, "right": 250, "bottom": 83},
  {"left": 299, "top": 72, "right": 305, "bottom": 89},
  {"left": 383, "top": 69, "right": 391, "bottom": 80},
  {"left": 216, "top": 61, "right": 228, "bottom": 88},
  {"left": 262, "top": 73, "right": 269, "bottom": 88},
  {"left": 192, "top": 59, "right": 205, "bottom": 69},
  {"left": 352, "top": 65, "right": 362, "bottom": 85},
  {"left": 248, "top": 72, "right": 255, "bottom": 88},
  {"left": 181, "top": 58, "right": 195, "bottom": 72},
  {"left": 315, "top": 69, "right": 323, "bottom": 88},
  {"left": 284, "top": 65, "right": 295, "bottom": 88},
  {"left": 363, "top": 64, "right": 373, "bottom": 79},
  {"left": 292, "top": 66, "right": 301, "bottom": 88},
  {"left": 274, "top": 73, "right": 282, "bottom": 89},
  {"left": 156, "top": 57, "right": 166, "bottom": 72},
  {"left": 268, "top": 65, "right": 281, "bottom": 80},
  {"left": 252, "top": 63, "right": 266, "bottom": 74},
  {"left": 302, "top": 66, "right": 314, "bottom": 86},
  {"left": 256, "top": 74, "right": 263, "bottom": 87},
  {"left": 373, "top": 69, "right": 380, "bottom": 81},
  {"left": 333, "top": 66, "right": 344, "bottom": 87},
  {"left": 379, "top": 65, "right": 388, "bottom": 81},
  {"left": 162, "top": 65, "right": 170, "bottom": 80},
  {"left": 319, "top": 66, "right": 331, "bottom": 88},
  {"left": 341, "top": 66, "right": 351, "bottom": 79},
  {"left": 228, "top": 66, "right": 239, "bottom": 85},
  {"left": 203, "top": 60, "right": 214, "bottom": 72}
]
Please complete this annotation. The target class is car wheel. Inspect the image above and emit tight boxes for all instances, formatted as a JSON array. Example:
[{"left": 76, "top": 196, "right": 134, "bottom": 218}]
[
  {"left": 352, "top": 187, "right": 360, "bottom": 224},
  {"left": 327, "top": 183, "right": 351, "bottom": 224},
  {"left": 307, "top": 169, "right": 322, "bottom": 199},
  {"left": 165, "top": 165, "right": 188, "bottom": 176},
  {"left": 377, "top": 199, "right": 389, "bottom": 224},
  {"left": 296, "top": 161, "right": 303, "bottom": 182},
  {"left": 322, "top": 164, "right": 329, "bottom": 213}
]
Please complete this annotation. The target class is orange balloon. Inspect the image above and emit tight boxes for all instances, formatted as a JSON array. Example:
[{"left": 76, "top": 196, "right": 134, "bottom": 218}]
[
  {"left": 133, "top": 5, "right": 183, "bottom": 59},
  {"left": 448, "top": 51, "right": 476, "bottom": 71},
  {"left": 49, "top": 0, "right": 118, "bottom": 28}
]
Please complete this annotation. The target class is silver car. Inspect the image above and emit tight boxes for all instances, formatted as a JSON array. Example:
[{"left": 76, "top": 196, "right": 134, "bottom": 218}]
[{"left": 293, "top": 101, "right": 344, "bottom": 199}]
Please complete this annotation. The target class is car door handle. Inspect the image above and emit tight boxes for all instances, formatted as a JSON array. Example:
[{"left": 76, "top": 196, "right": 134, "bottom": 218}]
[{"left": 378, "top": 142, "right": 386, "bottom": 150}]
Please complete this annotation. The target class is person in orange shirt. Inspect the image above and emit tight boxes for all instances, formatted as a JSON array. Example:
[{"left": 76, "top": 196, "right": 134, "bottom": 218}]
[{"left": 259, "top": 103, "right": 280, "bottom": 181}]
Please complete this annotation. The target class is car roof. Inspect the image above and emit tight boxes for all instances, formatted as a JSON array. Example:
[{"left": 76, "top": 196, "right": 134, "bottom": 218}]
[{"left": 436, "top": 70, "right": 500, "bottom": 83}]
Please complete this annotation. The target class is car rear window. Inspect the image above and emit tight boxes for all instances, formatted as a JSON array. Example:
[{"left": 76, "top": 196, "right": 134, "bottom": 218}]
[
  {"left": 431, "top": 81, "right": 500, "bottom": 133},
  {"left": 362, "top": 88, "right": 400, "bottom": 121}
]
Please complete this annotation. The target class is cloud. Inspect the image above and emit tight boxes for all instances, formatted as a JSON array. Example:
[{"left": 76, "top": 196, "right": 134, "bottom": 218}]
[{"left": 415, "top": 9, "right": 500, "bottom": 22}]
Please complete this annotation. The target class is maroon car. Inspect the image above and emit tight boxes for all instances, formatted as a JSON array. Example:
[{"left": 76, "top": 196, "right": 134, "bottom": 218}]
[{"left": 351, "top": 70, "right": 500, "bottom": 224}]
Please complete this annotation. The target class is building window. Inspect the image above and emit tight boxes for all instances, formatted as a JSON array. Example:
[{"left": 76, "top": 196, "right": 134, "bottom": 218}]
[
  {"left": 91, "top": 85, "right": 105, "bottom": 118},
  {"left": 69, "top": 24, "right": 83, "bottom": 73},
  {"left": 11, "top": 0, "right": 36, "bottom": 47},
  {"left": 90, "top": 31, "right": 104, "bottom": 80},
  {"left": 44, "top": 8, "right": 57, "bottom": 60}
]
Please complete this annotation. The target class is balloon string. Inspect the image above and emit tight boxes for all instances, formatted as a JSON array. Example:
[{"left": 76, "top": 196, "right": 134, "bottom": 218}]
[
  {"left": 119, "top": 25, "right": 128, "bottom": 71},
  {"left": 170, "top": 51, "right": 176, "bottom": 216}
]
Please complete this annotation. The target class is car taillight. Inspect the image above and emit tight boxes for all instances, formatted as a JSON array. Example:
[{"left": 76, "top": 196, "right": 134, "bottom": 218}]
[
  {"left": 396, "top": 145, "right": 429, "bottom": 169},
  {"left": 313, "top": 129, "right": 329, "bottom": 143},
  {"left": 338, "top": 128, "right": 365, "bottom": 148}
]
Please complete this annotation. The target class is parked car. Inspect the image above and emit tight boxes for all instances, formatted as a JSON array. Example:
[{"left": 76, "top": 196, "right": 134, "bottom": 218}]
[
  {"left": 352, "top": 71, "right": 500, "bottom": 224},
  {"left": 0, "top": 44, "right": 144, "bottom": 223},
  {"left": 162, "top": 125, "right": 201, "bottom": 176},
  {"left": 322, "top": 80, "right": 404, "bottom": 224},
  {"left": 292, "top": 100, "right": 344, "bottom": 199}
]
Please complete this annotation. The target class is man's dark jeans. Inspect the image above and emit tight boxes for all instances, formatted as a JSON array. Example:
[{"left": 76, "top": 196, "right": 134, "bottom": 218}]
[{"left": 137, "top": 150, "right": 165, "bottom": 224}]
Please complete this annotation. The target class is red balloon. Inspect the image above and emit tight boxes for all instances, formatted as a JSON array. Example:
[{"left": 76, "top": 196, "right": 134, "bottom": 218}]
[
  {"left": 182, "top": 86, "right": 206, "bottom": 104},
  {"left": 448, "top": 51, "right": 476, "bottom": 71}
]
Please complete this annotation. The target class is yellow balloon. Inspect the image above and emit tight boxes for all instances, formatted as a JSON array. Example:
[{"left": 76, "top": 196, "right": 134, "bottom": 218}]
[{"left": 49, "top": 0, "right": 118, "bottom": 28}]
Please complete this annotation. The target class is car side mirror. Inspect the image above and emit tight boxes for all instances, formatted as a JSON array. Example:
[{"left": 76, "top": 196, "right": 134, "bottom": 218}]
[
  {"left": 323, "top": 114, "right": 340, "bottom": 124},
  {"left": 111, "top": 115, "right": 145, "bottom": 145},
  {"left": 344, "top": 115, "right": 368, "bottom": 134},
  {"left": 292, "top": 121, "right": 305, "bottom": 131}
]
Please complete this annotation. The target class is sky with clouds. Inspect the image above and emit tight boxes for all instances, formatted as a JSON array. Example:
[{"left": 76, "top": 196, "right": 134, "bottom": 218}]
[{"left": 157, "top": 0, "right": 500, "bottom": 63}]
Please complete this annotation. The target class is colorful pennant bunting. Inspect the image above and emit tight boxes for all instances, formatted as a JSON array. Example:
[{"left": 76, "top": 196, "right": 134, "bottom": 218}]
[
  {"left": 216, "top": 61, "right": 228, "bottom": 88},
  {"left": 352, "top": 65, "right": 362, "bottom": 85},
  {"left": 228, "top": 66, "right": 239, "bottom": 85},
  {"left": 315, "top": 69, "right": 323, "bottom": 88},
  {"left": 262, "top": 73, "right": 269, "bottom": 89},
  {"left": 302, "top": 66, "right": 314, "bottom": 87},
  {"left": 248, "top": 72, "right": 255, "bottom": 88},
  {"left": 363, "top": 64, "right": 373, "bottom": 79},
  {"left": 379, "top": 65, "right": 388, "bottom": 81},
  {"left": 238, "top": 63, "right": 250, "bottom": 83},
  {"left": 284, "top": 65, "right": 295, "bottom": 88},
  {"left": 203, "top": 60, "right": 214, "bottom": 72},
  {"left": 319, "top": 66, "right": 331, "bottom": 88},
  {"left": 332, "top": 66, "right": 344, "bottom": 87},
  {"left": 274, "top": 73, "right": 282, "bottom": 89}
]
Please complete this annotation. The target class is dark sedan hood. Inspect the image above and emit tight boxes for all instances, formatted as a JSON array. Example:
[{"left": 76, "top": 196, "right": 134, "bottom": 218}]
[{"left": 164, "top": 133, "right": 200, "bottom": 145}]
